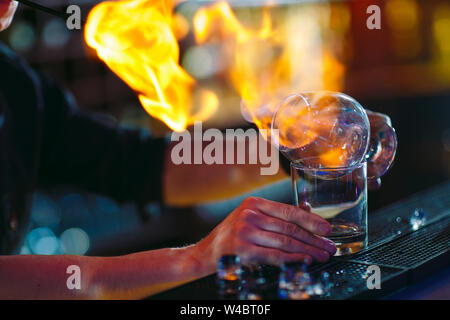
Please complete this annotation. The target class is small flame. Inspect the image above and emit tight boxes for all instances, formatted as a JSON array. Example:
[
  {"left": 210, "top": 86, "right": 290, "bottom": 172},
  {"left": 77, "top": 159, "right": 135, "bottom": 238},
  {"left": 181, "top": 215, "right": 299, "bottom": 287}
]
[{"left": 85, "top": 0, "right": 218, "bottom": 132}]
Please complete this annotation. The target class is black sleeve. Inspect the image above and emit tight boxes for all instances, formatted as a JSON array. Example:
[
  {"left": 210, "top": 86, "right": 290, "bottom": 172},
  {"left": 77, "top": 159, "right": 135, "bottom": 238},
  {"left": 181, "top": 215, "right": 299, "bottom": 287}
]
[{"left": 37, "top": 73, "right": 167, "bottom": 204}]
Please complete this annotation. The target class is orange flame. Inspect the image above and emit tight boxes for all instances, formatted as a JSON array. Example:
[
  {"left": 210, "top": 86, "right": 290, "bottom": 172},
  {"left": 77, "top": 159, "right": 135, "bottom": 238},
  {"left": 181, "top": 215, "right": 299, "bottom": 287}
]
[
  {"left": 192, "top": 1, "right": 347, "bottom": 167},
  {"left": 85, "top": 0, "right": 348, "bottom": 167},
  {"left": 192, "top": 2, "right": 346, "bottom": 130},
  {"left": 85, "top": 0, "right": 218, "bottom": 132},
  {"left": 193, "top": 2, "right": 278, "bottom": 131}
]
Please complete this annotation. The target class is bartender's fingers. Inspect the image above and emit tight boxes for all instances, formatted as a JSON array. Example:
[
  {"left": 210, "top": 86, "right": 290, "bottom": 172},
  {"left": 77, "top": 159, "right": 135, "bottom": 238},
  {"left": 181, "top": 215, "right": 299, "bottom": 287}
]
[
  {"left": 239, "top": 245, "right": 313, "bottom": 266},
  {"left": 246, "top": 210, "right": 336, "bottom": 255},
  {"left": 241, "top": 197, "right": 331, "bottom": 236},
  {"left": 243, "top": 225, "right": 330, "bottom": 263},
  {"left": 366, "top": 109, "right": 392, "bottom": 126},
  {"left": 298, "top": 201, "right": 312, "bottom": 212}
]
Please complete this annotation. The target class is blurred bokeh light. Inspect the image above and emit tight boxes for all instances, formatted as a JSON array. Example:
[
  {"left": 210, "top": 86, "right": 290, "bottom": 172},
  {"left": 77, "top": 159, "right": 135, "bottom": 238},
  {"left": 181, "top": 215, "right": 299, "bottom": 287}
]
[
  {"left": 26, "top": 227, "right": 61, "bottom": 255},
  {"left": 60, "top": 228, "right": 90, "bottom": 255},
  {"left": 42, "top": 18, "right": 70, "bottom": 48},
  {"left": 8, "top": 21, "right": 35, "bottom": 52}
]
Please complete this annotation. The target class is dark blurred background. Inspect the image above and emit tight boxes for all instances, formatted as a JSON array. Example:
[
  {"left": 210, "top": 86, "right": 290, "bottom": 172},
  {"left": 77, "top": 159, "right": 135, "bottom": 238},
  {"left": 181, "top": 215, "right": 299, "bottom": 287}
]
[{"left": 1, "top": 0, "right": 449, "bottom": 256}]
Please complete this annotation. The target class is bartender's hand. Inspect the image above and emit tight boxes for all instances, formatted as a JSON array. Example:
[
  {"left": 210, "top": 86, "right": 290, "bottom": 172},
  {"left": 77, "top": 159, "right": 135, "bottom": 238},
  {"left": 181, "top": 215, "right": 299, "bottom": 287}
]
[
  {"left": 191, "top": 197, "right": 336, "bottom": 274},
  {"left": 366, "top": 109, "right": 393, "bottom": 190}
]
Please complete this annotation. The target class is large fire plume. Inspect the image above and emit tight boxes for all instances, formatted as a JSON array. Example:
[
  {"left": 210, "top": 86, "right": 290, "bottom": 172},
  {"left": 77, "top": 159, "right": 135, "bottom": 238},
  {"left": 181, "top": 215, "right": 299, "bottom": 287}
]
[
  {"left": 85, "top": 0, "right": 348, "bottom": 166},
  {"left": 85, "top": 0, "right": 218, "bottom": 132},
  {"left": 192, "top": 1, "right": 346, "bottom": 136}
]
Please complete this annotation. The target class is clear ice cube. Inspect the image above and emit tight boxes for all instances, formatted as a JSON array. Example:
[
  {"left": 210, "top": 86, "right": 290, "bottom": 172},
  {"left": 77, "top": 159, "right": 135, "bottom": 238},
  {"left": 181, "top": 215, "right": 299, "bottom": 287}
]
[{"left": 410, "top": 208, "right": 426, "bottom": 231}]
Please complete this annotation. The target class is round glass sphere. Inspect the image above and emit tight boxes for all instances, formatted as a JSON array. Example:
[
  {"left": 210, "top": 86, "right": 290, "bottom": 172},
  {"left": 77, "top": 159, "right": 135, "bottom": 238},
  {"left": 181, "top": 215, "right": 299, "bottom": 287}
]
[{"left": 271, "top": 92, "right": 370, "bottom": 169}]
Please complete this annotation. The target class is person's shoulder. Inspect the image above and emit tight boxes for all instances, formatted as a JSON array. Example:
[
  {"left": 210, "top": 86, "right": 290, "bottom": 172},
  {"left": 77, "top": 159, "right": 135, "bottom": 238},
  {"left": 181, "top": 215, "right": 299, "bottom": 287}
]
[
  {"left": 0, "top": 41, "right": 40, "bottom": 87},
  {"left": 0, "top": 41, "right": 27, "bottom": 68},
  {"left": 0, "top": 41, "right": 45, "bottom": 125},
  {"left": 0, "top": 41, "right": 17, "bottom": 61}
]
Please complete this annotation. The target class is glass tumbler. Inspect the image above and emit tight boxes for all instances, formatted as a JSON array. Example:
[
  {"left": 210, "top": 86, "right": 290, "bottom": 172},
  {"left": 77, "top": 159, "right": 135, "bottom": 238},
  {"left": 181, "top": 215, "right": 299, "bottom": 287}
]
[{"left": 291, "top": 162, "right": 368, "bottom": 256}]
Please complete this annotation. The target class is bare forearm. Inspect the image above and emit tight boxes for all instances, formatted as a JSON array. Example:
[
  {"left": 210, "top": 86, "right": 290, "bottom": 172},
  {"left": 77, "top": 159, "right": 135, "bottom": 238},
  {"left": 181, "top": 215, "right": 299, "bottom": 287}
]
[
  {"left": 90, "top": 246, "right": 208, "bottom": 299},
  {"left": 164, "top": 161, "right": 286, "bottom": 205},
  {"left": 163, "top": 139, "right": 287, "bottom": 206},
  {"left": 0, "top": 245, "right": 208, "bottom": 300}
]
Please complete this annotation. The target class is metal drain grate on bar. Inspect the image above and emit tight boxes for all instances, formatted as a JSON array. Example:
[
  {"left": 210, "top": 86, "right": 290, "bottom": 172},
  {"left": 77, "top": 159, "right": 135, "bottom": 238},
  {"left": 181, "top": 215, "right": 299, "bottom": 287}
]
[
  {"left": 352, "top": 217, "right": 450, "bottom": 268},
  {"left": 368, "top": 181, "right": 450, "bottom": 246},
  {"left": 302, "top": 261, "right": 405, "bottom": 299}
]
